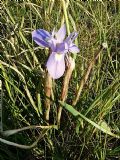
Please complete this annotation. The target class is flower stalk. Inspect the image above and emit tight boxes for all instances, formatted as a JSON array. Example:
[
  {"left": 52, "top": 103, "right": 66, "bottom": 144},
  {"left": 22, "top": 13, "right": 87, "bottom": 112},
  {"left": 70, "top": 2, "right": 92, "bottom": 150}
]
[
  {"left": 57, "top": 57, "right": 75, "bottom": 125},
  {"left": 44, "top": 71, "right": 52, "bottom": 122}
]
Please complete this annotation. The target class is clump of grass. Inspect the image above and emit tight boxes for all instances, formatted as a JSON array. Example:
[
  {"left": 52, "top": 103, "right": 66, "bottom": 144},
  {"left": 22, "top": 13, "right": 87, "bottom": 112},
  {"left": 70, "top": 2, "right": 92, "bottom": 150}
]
[{"left": 0, "top": 0, "right": 120, "bottom": 159}]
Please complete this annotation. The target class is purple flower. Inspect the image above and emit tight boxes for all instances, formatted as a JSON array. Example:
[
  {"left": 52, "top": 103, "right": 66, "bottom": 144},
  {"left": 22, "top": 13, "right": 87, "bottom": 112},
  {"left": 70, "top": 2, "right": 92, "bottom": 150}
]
[{"left": 32, "top": 24, "right": 79, "bottom": 79}]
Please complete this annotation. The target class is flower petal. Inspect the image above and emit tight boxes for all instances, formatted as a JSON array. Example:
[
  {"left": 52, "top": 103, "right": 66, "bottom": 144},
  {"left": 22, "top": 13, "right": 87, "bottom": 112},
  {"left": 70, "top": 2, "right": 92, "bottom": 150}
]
[
  {"left": 36, "top": 29, "right": 51, "bottom": 40},
  {"left": 46, "top": 52, "right": 65, "bottom": 79},
  {"left": 69, "top": 44, "right": 80, "bottom": 53},
  {"left": 65, "top": 32, "right": 78, "bottom": 44},
  {"left": 51, "top": 28, "right": 55, "bottom": 37},
  {"left": 71, "top": 32, "right": 78, "bottom": 42},
  {"left": 55, "top": 42, "right": 68, "bottom": 53},
  {"left": 32, "top": 29, "right": 51, "bottom": 47},
  {"left": 55, "top": 24, "right": 66, "bottom": 42}
]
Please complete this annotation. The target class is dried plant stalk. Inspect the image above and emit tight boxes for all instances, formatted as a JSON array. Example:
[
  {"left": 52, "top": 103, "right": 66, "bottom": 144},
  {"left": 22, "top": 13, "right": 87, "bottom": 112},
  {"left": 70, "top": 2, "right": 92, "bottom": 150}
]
[
  {"left": 44, "top": 72, "right": 52, "bottom": 122},
  {"left": 72, "top": 47, "right": 103, "bottom": 106},
  {"left": 57, "top": 57, "right": 75, "bottom": 125}
]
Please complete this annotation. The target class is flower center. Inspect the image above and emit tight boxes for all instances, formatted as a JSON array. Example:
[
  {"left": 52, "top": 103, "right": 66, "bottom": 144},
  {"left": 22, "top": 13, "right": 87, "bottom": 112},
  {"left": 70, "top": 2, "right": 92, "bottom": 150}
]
[{"left": 55, "top": 53, "right": 63, "bottom": 61}]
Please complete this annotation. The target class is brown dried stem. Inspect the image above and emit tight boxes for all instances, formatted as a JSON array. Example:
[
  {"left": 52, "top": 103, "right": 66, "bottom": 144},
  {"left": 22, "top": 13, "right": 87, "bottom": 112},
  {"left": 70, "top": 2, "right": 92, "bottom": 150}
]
[
  {"left": 57, "top": 57, "right": 75, "bottom": 125},
  {"left": 44, "top": 72, "right": 52, "bottom": 122},
  {"left": 72, "top": 47, "right": 103, "bottom": 106}
]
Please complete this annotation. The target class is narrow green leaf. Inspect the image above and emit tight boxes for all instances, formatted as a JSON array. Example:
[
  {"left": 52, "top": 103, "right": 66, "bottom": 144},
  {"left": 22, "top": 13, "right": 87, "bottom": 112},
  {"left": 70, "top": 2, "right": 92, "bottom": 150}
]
[{"left": 60, "top": 101, "right": 120, "bottom": 138}]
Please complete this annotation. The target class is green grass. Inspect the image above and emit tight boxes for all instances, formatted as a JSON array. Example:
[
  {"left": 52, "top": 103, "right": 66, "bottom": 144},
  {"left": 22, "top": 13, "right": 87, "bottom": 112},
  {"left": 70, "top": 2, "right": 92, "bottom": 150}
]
[{"left": 0, "top": 0, "right": 120, "bottom": 160}]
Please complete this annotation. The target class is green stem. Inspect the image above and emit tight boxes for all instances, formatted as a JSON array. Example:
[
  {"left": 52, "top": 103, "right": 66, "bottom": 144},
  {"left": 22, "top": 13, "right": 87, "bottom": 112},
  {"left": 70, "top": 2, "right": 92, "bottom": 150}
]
[{"left": 61, "top": 0, "right": 70, "bottom": 35}]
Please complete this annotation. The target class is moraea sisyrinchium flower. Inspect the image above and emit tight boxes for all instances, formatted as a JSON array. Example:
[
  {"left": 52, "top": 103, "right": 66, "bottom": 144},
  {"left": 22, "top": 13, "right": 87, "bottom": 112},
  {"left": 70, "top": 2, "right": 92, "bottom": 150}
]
[{"left": 32, "top": 24, "right": 79, "bottom": 79}]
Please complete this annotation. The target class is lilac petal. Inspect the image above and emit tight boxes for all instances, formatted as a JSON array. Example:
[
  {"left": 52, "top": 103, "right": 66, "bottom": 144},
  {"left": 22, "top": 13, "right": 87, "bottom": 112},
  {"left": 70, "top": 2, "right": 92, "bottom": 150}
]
[
  {"left": 65, "top": 32, "right": 78, "bottom": 44},
  {"left": 69, "top": 44, "right": 80, "bottom": 53},
  {"left": 35, "top": 29, "right": 51, "bottom": 40},
  {"left": 49, "top": 38, "right": 57, "bottom": 51},
  {"left": 55, "top": 42, "right": 68, "bottom": 53},
  {"left": 51, "top": 28, "right": 55, "bottom": 37},
  {"left": 64, "top": 33, "right": 73, "bottom": 43},
  {"left": 55, "top": 24, "right": 66, "bottom": 42},
  {"left": 32, "top": 29, "right": 51, "bottom": 47},
  {"left": 32, "top": 37, "right": 50, "bottom": 47},
  {"left": 46, "top": 52, "right": 65, "bottom": 79},
  {"left": 49, "top": 40, "right": 56, "bottom": 51},
  {"left": 71, "top": 32, "right": 78, "bottom": 42}
]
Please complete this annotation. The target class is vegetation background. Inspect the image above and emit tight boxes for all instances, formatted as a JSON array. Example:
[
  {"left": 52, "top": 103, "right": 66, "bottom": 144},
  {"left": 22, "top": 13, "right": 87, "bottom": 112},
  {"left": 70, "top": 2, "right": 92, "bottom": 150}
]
[{"left": 0, "top": 0, "right": 120, "bottom": 160}]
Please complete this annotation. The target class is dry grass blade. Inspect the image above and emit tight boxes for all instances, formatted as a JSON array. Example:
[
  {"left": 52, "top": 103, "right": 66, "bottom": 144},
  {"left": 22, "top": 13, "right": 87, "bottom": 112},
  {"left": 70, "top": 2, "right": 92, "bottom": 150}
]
[{"left": 72, "top": 47, "right": 103, "bottom": 106}]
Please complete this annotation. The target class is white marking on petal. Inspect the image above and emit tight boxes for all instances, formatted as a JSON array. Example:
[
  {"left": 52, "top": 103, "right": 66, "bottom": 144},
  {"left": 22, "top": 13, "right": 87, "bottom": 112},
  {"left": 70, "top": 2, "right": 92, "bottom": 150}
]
[{"left": 55, "top": 53, "right": 63, "bottom": 61}]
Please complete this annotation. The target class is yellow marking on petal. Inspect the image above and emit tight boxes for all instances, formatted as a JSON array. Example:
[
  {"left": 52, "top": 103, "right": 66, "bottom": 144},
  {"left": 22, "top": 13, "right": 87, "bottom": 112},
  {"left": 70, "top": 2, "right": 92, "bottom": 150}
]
[{"left": 55, "top": 53, "right": 63, "bottom": 61}]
